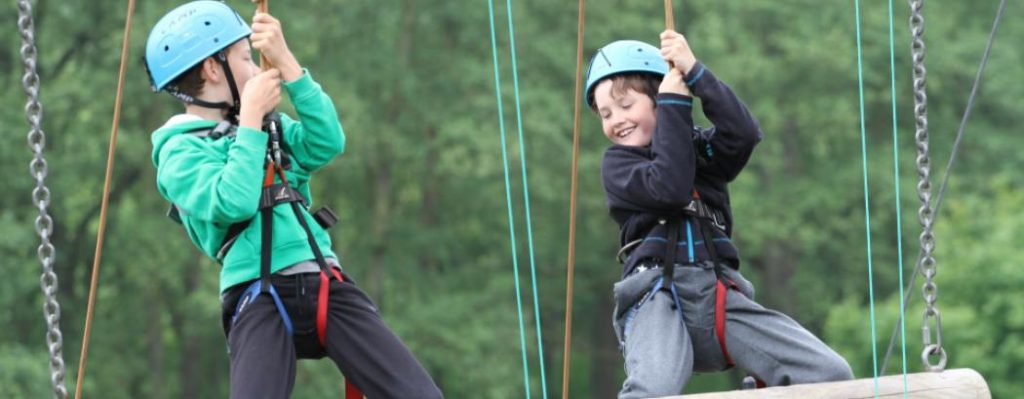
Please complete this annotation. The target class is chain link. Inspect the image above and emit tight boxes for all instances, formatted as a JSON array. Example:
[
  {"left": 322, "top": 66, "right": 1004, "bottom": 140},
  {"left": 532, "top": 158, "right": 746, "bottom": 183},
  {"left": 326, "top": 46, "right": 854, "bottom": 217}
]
[
  {"left": 908, "top": 0, "right": 946, "bottom": 372},
  {"left": 19, "top": 0, "right": 69, "bottom": 396}
]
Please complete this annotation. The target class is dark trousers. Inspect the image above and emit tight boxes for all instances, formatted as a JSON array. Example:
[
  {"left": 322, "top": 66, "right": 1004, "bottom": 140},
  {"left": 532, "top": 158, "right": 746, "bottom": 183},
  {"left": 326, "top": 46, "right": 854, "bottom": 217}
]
[{"left": 221, "top": 272, "right": 443, "bottom": 399}]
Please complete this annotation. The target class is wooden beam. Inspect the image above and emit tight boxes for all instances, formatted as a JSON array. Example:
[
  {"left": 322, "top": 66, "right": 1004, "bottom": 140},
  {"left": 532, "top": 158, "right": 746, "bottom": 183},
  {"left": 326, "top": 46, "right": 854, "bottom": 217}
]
[{"left": 666, "top": 369, "right": 990, "bottom": 399}]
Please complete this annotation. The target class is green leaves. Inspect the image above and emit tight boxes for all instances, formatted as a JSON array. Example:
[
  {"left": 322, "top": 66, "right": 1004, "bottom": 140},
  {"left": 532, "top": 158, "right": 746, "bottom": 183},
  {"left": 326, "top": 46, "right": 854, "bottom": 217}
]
[{"left": 2, "top": 1, "right": 1021, "bottom": 397}]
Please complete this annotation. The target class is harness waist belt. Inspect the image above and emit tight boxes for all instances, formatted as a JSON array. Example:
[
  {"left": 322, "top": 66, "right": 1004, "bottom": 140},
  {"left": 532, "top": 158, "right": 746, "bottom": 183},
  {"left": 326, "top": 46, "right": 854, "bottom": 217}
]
[{"left": 682, "top": 199, "right": 726, "bottom": 231}]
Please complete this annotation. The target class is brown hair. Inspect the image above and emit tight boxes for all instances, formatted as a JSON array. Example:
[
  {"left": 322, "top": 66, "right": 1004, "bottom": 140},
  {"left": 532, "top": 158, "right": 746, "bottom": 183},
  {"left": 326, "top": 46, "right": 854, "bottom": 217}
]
[
  {"left": 588, "top": 73, "right": 660, "bottom": 112},
  {"left": 166, "top": 62, "right": 206, "bottom": 98}
]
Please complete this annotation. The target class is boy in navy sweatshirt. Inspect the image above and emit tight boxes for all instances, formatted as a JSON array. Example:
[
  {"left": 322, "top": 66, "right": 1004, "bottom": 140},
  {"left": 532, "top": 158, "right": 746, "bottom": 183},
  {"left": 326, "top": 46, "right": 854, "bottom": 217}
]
[{"left": 587, "top": 31, "right": 853, "bottom": 398}]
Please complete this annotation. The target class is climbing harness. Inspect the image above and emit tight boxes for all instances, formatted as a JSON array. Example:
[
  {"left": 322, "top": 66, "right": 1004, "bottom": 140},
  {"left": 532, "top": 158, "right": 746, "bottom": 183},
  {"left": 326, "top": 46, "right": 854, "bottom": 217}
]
[
  {"left": 626, "top": 191, "right": 742, "bottom": 370},
  {"left": 215, "top": 114, "right": 362, "bottom": 396},
  {"left": 18, "top": 0, "right": 69, "bottom": 397}
]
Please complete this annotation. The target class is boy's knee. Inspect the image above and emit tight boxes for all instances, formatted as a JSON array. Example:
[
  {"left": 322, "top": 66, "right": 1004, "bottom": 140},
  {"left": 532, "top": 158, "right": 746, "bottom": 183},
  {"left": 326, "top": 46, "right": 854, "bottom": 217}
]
[
  {"left": 818, "top": 353, "right": 855, "bottom": 382},
  {"left": 396, "top": 384, "right": 443, "bottom": 399}
]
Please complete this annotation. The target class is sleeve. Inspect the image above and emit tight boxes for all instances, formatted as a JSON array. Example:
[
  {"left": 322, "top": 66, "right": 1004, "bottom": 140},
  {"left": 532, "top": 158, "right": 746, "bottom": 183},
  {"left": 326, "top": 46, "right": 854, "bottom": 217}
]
[
  {"left": 601, "top": 93, "right": 698, "bottom": 212},
  {"left": 686, "top": 62, "right": 763, "bottom": 182},
  {"left": 156, "top": 127, "right": 268, "bottom": 223},
  {"left": 278, "top": 69, "right": 345, "bottom": 172}
]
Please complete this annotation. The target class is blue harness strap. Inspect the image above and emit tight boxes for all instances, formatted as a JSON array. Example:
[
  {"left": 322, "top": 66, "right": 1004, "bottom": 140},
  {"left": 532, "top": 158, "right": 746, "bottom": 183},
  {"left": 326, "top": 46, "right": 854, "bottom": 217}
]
[
  {"left": 650, "top": 276, "right": 685, "bottom": 325},
  {"left": 231, "top": 279, "right": 294, "bottom": 337}
]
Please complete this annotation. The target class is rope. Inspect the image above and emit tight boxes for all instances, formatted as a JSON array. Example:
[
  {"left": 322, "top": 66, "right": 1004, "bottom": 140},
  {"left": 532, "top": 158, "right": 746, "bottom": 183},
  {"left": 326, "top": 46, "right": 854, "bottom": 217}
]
[
  {"left": 486, "top": 1, "right": 545, "bottom": 397},
  {"left": 502, "top": 0, "right": 548, "bottom": 395},
  {"left": 852, "top": 0, "right": 880, "bottom": 392},
  {"left": 18, "top": 0, "right": 69, "bottom": 396},
  {"left": 75, "top": 1, "right": 136, "bottom": 397},
  {"left": 253, "top": 0, "right": 271, "bottom": 69},
  {"left": 561, "top": 0, "right": 585, "bottom": 395},
  {"left": 664, "top": 0, "right": 674, "bottom": 31},
  {"left": 883, "top": 0, "right": 909, "bottom": 390},
  {"left": 880, "top": 0, "right": 1007, "bottom": 375}
]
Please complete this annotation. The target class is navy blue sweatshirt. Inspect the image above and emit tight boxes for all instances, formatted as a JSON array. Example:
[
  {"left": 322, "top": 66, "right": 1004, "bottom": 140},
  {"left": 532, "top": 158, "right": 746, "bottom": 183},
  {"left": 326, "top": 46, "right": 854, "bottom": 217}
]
[{"left": 601, "top": 62, "right": 763, "bottom": 278}]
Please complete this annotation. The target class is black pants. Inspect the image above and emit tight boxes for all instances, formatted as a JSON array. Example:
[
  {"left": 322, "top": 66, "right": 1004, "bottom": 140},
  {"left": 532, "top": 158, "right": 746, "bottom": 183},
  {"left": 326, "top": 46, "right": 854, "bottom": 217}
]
[{"left": 221, "top": 272, "right": 443, "bottom": 399}]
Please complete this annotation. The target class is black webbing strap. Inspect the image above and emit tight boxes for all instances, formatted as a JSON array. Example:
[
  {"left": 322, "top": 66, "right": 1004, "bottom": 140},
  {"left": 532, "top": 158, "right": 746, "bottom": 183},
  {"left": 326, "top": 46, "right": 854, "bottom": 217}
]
[
  {"left": 661, "top": 217, "right": 681, "bottom": 290},
  {"left": 288, "top": 200, "right": 333, "bottom": 273},
  {"left": 697, "top": 216, "right": 725, "bottom": 281},
  {"left": 217, "top": 220, "right": 251, "bottom": 261},
  {"left": 259, "top": 205, "right": 274, "bottom": 293}
]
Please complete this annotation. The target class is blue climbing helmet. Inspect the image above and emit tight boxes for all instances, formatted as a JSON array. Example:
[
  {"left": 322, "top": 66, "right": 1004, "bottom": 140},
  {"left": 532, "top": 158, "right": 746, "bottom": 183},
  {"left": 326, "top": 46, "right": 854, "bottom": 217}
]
[
  {"left": 584, "top": 40, "right": 668, "bottom": 106},
  {"left": 144, "top": 0, "right": 251, "bottom": 92}
]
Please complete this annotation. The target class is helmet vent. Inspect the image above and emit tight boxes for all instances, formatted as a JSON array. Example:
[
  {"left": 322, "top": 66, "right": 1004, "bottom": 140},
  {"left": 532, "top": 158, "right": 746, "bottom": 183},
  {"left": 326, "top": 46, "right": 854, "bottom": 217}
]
[
  {"left": 214, "top": 38, "right": 220, "bottom": 43},
  {"left": 204, "top": 21, "right": 211, "bottom": 26},
  {"left": 164, "top": 45, "right": 170, "bottom": 52}
]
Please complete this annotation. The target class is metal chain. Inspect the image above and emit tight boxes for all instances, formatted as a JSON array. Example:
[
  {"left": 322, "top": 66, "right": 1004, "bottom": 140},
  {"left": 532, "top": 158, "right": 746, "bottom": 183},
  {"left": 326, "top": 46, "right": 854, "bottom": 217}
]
[
  {"left": 908, "top": 0, "right": 946, "bottom": 372},
  {"left": 19, "top": 0, "right": 70, "bottom": 397}
]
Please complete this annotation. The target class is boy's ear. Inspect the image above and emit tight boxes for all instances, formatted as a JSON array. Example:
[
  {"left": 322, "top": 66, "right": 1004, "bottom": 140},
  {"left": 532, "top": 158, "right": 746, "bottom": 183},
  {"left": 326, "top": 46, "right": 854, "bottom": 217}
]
[{"left": 200, "top": 57, "right": 221, "bottom": 84}]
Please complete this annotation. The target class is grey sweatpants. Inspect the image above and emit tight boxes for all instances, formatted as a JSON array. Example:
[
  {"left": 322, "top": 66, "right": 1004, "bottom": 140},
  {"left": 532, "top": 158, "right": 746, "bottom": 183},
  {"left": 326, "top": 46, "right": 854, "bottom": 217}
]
[{"left": 612, "top": 262, "right": 853, "bottom": 399}]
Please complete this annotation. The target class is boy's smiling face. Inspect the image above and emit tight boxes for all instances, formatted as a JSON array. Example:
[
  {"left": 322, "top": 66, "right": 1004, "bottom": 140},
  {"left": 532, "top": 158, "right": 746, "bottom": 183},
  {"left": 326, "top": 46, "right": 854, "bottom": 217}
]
[{"left": 593, "top": 79, "right": 657, "bottom": 147}]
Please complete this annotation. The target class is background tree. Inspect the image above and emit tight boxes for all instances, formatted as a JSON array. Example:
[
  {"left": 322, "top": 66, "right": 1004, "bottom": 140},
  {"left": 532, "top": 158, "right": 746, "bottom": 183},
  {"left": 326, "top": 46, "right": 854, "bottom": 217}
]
[{"left": 2, "top": 0, "right": 1020, "bottom": 397}]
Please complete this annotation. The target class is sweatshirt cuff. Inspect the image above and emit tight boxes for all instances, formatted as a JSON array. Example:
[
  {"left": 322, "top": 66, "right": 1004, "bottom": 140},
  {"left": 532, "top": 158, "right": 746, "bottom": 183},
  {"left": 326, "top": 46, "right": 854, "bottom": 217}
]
[
  {"left": 656, "top": 92, "right": 694, "bottom": 107},
  {"left": 685, "top": 61, "right": 706, "bottom": 87},
  {"left": 282, "top": 68, "right": 318, "bottom": 101},
  {"left": 234, "top": 126, "right": 269, "bottom": 149}
]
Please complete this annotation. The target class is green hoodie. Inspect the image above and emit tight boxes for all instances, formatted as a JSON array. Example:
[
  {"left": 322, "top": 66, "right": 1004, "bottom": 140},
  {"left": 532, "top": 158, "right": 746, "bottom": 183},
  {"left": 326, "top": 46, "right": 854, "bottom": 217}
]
[{"left": 151, "top": 70, "right": 345, "bottom": 293}]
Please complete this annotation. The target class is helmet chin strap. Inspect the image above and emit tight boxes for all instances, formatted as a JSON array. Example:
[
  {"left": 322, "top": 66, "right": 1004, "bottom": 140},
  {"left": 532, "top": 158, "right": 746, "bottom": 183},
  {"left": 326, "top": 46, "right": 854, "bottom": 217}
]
[{"left": 165, "top": 50, "right": 243, "bottom": 122}]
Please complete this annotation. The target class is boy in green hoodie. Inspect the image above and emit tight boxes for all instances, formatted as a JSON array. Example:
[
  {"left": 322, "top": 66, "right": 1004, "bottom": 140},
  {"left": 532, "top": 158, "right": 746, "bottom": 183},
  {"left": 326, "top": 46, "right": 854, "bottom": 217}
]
[{"left": 145, "top": 2, "right": 441, "bottom": 398}]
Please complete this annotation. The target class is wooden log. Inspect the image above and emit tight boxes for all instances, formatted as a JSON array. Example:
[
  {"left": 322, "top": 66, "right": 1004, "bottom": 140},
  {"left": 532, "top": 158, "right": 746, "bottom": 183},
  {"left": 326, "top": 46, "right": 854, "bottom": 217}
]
[{"left": 666, "top": 369, "right": 990, "bottom": 399}]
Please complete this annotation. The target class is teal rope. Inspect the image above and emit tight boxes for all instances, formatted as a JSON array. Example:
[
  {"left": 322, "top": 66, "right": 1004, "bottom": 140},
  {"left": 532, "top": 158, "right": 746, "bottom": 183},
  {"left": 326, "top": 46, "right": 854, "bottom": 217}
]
[
  {"left": 503, "top": 0, "right": 549, "bottom": 396},
  {"left": 885, "top": 0, "right": 910, "bottom": 393},
  {"left": 853, "top": 0, "right": 880, "bottom": 394},
  {"left": 485, "top": 0, "right": 536, "bottom": 394}
]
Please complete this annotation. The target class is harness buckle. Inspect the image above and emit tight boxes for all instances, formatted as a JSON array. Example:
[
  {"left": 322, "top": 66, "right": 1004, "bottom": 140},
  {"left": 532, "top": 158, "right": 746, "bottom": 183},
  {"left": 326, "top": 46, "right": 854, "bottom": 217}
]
[
  {"left": 259, "top": 183, "right": 308, "bottom": 210},
  {"left": 313, "top": 206, "right": 339, "bottom": 229},
  {"left": 684, "top": 199, "right": 727, "bottom": 232}
]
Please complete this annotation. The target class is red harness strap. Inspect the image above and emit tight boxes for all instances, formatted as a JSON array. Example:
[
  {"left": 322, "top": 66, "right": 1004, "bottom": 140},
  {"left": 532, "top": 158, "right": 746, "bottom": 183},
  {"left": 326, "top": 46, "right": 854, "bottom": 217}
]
[
  {"left": 714, "top": 278, "right": 738, "bottom": 367},
  {"left": 315, "top": 268, "right": 362, "bottom": 398},
  {"left": 316, "top": 267, "right": 346, "bottom": 346}
]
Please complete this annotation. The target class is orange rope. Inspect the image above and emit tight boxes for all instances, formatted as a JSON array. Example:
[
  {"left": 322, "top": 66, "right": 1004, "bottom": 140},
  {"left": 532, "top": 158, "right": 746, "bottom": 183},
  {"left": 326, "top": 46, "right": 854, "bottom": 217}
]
[
  {"left": 665, "top": 0, "right": 677, "bottom": 69},
  {"left": 665, "top": 0, "right": 675, "bottom": 31},
  {"left": 253, "top": 0, "right": 272, "bottom": 69},
  {"left": 75, "top": 0, "right": 135, "bottom": 397},
  {"left": 561, "top": 0, "right": 585, "bottom": 397}
]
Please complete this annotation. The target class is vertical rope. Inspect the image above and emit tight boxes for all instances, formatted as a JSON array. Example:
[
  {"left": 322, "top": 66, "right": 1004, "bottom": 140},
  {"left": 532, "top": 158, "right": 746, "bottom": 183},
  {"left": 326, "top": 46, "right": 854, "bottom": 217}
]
[
  {"left": 75, "top": 1, "right": 136, "bottom": 397},
  {"left": 664, "top": 0, "right": 675, "bottom": 31},
  {"left": 486, "top": 0, "right": 533, "bottom": 396},
  {"left": 884, "top": 0, "right": 910, "bottom": 392},
  {"left": 852, "top": 0, "right": 880, "bottom": 394},
  {"left": 503, "top": 0, "right": 548, "bottom": 395},
  {"left": 253, "top": 0, "right": 271, "bottom": 69},
  {"left": 561, "top": 0, "right": 586, "bottom": 396}
]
